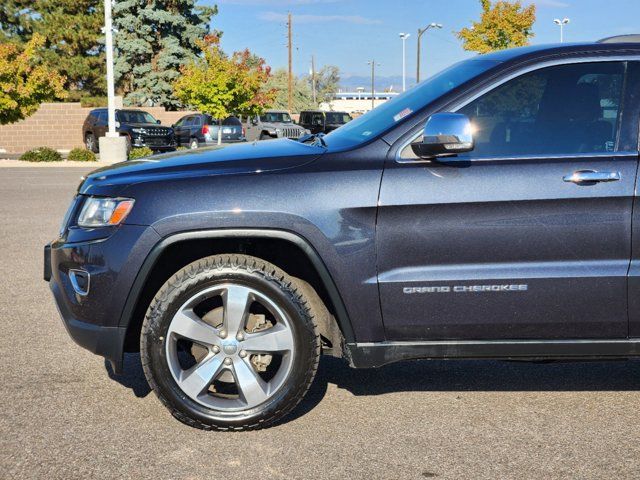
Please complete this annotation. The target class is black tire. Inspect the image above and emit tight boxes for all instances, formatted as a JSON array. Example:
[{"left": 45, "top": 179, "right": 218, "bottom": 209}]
[
  {"left": 85, "top": 133, "right": 97, "bottom": 153},
  {"left": 141, "top": 254, "right": 320, "bottom": 431}
]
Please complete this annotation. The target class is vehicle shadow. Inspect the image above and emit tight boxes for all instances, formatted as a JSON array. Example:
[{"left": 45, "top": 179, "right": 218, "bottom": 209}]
[{"left": 106, "top": 353, "right": 640, "bottom": 417}]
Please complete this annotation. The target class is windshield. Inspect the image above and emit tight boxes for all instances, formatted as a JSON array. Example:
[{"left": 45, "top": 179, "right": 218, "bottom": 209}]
[
  {"left": 325, "top": 112, "right": 352, "bottom": 124},
  {"left": 324, "top": 59, "right": 500, "bottom": 149},
  {"left": 117, "top": 110, "right": 158, "bottom": 124},
  {"left": 260, "top": 112, "right": 292, "bottom": 123}
]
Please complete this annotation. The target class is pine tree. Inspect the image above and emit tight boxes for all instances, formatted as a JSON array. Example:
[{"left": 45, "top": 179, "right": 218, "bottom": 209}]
[{"left": 114, "top": 0, "right": 217, "bottom": 109}]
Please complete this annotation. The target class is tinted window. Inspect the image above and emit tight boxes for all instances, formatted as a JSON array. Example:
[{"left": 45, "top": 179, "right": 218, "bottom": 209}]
[
  {"left": 458, "top": 61, "right": 626, "bottom": 157},
  {"left": 96, "top": 111, "right": 107, "bottom": 123},
  {"left": 311, "top": 113, "right": 324, "bottom": 126},
  {"left": 260, "top": 112, "right": 292, "bottom": 123},
  {"left": 223, "top": 116, "right": 241, "bottom": 126},
  {"left": 174, "top": 116, "right": 187, "bottom": 127},
  {"left": 116, "top": 110, "right": 159, "bottom": 124},
  {"left": 325, "top": 112, "right": 352, "bottom": 124}
]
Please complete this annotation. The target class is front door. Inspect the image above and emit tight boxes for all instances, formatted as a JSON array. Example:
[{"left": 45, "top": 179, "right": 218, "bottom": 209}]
[{"left": 377, "top": 60, "right": 637, "bottom": 340}]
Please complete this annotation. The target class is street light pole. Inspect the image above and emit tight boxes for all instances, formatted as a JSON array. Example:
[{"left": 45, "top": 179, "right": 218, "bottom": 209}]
[
  {"left": 367, "top": 60, "right": 380, "bottom": 110},
  {"left": 104, "top": 0, "right": 116, "bottom": 137},
  {"left": 399, "top": 33, "right": 410, "bottom": 92},
  {"left": 554, "top": 17, "right": 570, "bottom": 43},
  {"left": 416, "top": 22, "right": 442, "bottom": 83}
]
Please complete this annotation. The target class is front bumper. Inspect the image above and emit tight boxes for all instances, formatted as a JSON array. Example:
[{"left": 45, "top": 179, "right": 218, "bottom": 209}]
[
  {"left": 132, "top": 135, "right": 176, "bottom": 151},
  {"left": 45, "top": 224, "right": 161, "bottom": 373}
]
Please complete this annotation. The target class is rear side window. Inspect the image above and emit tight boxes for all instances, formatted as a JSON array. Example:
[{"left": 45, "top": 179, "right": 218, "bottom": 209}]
[
  {"left": 96, "top": 111, "right": 107, "bottom": 123},
  {"left": 458, "top": 61, "right": 626, "bottom": 157}
]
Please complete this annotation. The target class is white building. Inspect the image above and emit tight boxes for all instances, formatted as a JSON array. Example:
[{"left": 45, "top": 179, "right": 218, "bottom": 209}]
[{"left": 319, "top": 91, "right": 399, "bottom": 115}]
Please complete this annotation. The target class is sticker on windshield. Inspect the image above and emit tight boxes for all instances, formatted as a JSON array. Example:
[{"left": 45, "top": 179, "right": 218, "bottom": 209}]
[{"left": 393, "top": 108, "right": 413, "bottom": 122}]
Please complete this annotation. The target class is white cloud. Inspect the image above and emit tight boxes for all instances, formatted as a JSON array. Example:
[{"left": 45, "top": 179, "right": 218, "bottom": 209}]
[{"left": 259, "top": 11, "right": 381, "bottom": 24}]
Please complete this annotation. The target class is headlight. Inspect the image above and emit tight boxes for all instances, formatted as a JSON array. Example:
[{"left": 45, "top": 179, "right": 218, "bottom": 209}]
[
  {"left": 131, "top": 128, "right": 147, "bottom": 134},
  {"left": 77, "top": 197, "right": 135, "bottom": 228}
]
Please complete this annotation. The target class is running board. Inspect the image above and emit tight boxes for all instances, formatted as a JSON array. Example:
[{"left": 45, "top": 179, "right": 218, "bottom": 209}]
[{"left": 344, "top": 339, "right": 640, "bottom": 368}]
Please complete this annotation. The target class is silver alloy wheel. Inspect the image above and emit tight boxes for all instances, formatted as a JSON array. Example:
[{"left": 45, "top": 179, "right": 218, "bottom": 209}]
[
  {"left": 165, "top": 283, "right": 295, "bottom": 411},
  {"left": 85, "top": 135, "right": 94, "bottom": 151},
  {"left": 189, "top": 138, "right": 198, "bottom": 149}
]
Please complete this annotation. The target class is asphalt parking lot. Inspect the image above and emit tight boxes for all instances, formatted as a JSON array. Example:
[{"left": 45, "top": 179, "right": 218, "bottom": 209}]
[{"left": 2, "top": 167, "right": 640, "bottom": 479}]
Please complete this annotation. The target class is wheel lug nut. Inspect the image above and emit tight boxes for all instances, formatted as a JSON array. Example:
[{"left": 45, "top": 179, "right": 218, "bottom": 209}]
[
  {"left": 219, "top": 329, "right": 227, "bottom": 339},
  {"left": 236, "top": 332, "right": 245, "bottom": 341},
  {"left": 212, "top": 346, "right": 220, "bottom": 353},
  {"left": 239, "top": 350, "right": 247, "bottom": 358},
  {"left": 223, "top": 357, "right": 232, "bottom": 366}
]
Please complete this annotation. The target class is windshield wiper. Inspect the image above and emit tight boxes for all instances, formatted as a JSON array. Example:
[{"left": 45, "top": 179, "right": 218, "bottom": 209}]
[{"left": 299, "top": 132, "right": 327, "bottom": 148}]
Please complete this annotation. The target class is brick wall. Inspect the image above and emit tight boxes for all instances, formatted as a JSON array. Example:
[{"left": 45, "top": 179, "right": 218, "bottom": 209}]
[{"left": 0, "top": 103, "right": 197, "bottom": 154}]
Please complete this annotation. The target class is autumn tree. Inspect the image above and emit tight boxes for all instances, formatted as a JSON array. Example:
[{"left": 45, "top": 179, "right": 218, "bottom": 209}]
[
  {"left": 312, "top": 65, "right": 340, "bottom": 105},
  {"left": 0, "top": 34, "right": 66, "bottom": 124},
  {"left": 174, "top": 37, "right": 275, "bottom": 144},
  {"left": 457, "top": 0, "right": 536, "bottom": 54},
  {"left": 264, "top": 69, "right": 314, "bottom": 112},
  {"left": 1, "top": 1, "right": 106, "bottom": 96}
]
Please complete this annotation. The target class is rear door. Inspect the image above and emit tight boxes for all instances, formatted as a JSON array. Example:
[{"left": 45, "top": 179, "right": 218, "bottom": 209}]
[
  {"left": 377, "top": 59, "right": 637, "bottom": 340},
  {"left": 172, "top": 116, "right": 187, "bottom": 146}
]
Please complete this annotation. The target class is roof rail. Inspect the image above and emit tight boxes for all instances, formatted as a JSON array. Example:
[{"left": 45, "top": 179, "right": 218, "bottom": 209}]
[{"left": 598, "top": 34, "right": 640, "bottom": 44}]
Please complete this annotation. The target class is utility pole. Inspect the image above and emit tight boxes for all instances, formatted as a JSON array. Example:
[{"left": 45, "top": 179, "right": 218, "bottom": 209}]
[
  {"left": 367, "top": 60, "right": 379, "bottom": 110},
  {"left": 287, "top": 12, "right": 293, "bottom": 113},
  {"left": 311, "top": 55, "right": 317, "bottom": 105},
  {"left": 416, "top": 22, "right": 442, "bottom": 83}
]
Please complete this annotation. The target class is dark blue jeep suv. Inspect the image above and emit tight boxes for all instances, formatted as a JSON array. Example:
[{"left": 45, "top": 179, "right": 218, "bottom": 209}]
[{"left": 46, "top": 36, "right": 640, "bottom": 430}]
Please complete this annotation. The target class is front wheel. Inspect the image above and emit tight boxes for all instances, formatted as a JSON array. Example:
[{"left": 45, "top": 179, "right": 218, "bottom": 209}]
[
  {"left": 141, "top": 254, "right": 320, "bottom": 430},
  {"left": 189, "top": 138, "right": 199, "bottom": 149}
]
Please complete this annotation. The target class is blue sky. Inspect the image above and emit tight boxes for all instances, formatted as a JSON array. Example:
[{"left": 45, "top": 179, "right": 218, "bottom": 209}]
[{"left": 206, "top": 0, "right": 639, "bottom": 87}]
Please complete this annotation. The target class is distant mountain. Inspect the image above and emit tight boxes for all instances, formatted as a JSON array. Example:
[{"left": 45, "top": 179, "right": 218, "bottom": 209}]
[{"left": 339, "top": 74, "right": 417, "bottom": 92}]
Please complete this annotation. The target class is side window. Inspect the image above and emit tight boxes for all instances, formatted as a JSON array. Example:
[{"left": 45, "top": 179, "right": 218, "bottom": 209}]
[
  {"left": 174, "top": 117, "right": 186, "bottom": 127},
  {"left": 457, "top": 61, "right": 626, "bottom": 157},
  {"left": 312, "top": 113, "right": 323, "bottom": 126},
  {"left": 97, "top": 111, "right": 107, "bottom": 124}
]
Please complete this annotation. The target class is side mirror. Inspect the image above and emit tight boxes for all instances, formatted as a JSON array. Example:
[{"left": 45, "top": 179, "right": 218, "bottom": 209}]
[
  {"left": 251, "top": 118, "right": 258, "bottom": 126},
  {"left": 156, "top": 119, "right": 161, "bottom": 124},
  {"left": 411, "top": 113, "right": 474, "bottom": 159}
]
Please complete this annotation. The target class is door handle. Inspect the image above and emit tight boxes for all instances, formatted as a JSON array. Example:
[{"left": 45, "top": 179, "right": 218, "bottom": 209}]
[{"left": 563, "top": 170, "right": 621, "bottom": 184}]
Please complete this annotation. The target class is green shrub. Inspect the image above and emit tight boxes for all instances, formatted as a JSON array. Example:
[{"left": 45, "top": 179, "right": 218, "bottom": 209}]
[
  {"left": 79, "top": 96, "right": 108, "bottom": 108},
  {"left": 19, "top": 147, "right": 62, "bottom": 162},
  {"left": 176, "top": 146, "right": 188, "bottom": 151},
  {"left": 67, "top": 148, "right": 97, "bottom": 162},
  {"left": 128, "top": 147, "right": 154, "bottom": 160}
]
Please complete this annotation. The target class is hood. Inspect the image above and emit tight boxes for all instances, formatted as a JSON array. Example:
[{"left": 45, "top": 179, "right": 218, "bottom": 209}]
[{"left": 80, "top": 138, "right": 325, "bottom": 196}]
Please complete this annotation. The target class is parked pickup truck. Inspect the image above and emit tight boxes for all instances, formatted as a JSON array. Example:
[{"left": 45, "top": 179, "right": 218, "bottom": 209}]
[{"left": 46, "top": 36, "right": 640, "bottom": 431}]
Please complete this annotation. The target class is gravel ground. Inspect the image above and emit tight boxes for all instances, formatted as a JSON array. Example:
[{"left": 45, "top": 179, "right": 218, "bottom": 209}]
[{"left": 2, "top": 167, "right": 640, "bottom": 480}]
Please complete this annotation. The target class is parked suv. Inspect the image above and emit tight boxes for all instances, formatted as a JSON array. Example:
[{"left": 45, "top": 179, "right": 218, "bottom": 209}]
[
  {"left": 47, "top": 36, "right": 640, "bottom": 431},
  {"left": 243, "top": 110, "right": 306, "bottom": 141},
  {"left": 83, "top": 108, "right": 176, "bottom": 153},
  {"left": 173, "top": 114, "right": 246, "bottom": 149},
  {"left": 299, "top": 110, "right": 352, "bottom": 134}
]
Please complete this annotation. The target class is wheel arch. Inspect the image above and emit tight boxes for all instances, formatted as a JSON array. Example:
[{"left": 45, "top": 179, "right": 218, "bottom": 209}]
[{"left": 120, "top": 229, "right": 355, "bottom": 358}]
